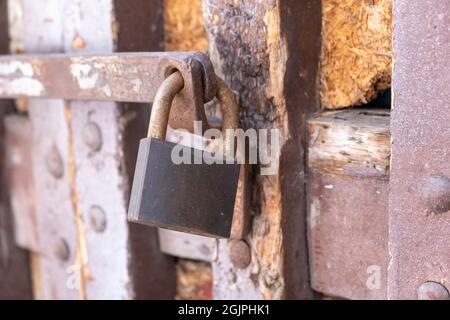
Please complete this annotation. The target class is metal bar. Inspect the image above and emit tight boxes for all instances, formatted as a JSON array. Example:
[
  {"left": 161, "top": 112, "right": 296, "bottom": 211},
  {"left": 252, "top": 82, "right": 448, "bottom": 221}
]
[
  {"left": 389, "top": 0, "right": 450, "bottom": 300},
  {"left": 0, "top": 52, "right": 205, "bottom": 102},
  {"left": 0, "top": 52, "right": 211, "bottom": 131}
]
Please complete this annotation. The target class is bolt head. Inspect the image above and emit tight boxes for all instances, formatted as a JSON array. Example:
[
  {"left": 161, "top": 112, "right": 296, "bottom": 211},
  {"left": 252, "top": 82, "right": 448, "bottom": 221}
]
[
  {"left": 83, "top": 122, "right": 103, "bottom": 152},
  {"left": 418, "top": 175, "right": 450, "bottom": 214},
  {"left": 46, "top": 144, "right": 64, "bottom": 179},
  {"left": 418, "top": 282, "right": 450, "bottom": 300},
  {"left": 53, "top": 238, "right": 70, "bottom": 261},
  {"left": 228, "top": 240, "right": 251, "bottom": 269},
  {"left": 88, "top": 205, "right": 107, "bottom": 233}
]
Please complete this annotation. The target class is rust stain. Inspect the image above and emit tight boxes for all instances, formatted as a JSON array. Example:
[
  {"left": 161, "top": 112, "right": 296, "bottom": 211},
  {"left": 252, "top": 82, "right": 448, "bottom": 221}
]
[
  {"left": 71, "top": 35, "right": 86, "bottom": 50},
  {"left": 64, "top": 104, "right": 91, "bottom": 300}
]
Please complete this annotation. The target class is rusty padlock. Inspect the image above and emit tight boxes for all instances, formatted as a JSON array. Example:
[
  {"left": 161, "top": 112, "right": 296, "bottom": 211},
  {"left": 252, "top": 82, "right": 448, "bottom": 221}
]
[{"left": 128, "top": 71, "right": 241, "bottom": 238}]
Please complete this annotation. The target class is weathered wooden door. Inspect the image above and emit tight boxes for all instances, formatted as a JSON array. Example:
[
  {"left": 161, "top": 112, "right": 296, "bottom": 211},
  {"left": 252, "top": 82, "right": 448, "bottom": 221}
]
[{"left": 0, "top": 0, "right": 448, "bottom": 300}]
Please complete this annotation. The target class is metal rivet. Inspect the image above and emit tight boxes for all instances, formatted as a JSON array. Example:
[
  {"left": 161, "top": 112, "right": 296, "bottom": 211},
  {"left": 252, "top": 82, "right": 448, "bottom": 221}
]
[
  {"left": 83, "top": 122, "right": 103, "bottom": 152},
  {"left": 418, "top": 175, "right": 450, "bottom": 214},
  {"left": 417, "top": 282, "right": 450, "bottom": 300},
  {"left": 88, "top": 205, "right": 107, "bottom": 233},
  {"left": 53, "top": 238, "right": 70, "bottom": 261},
  {"left": 228, "top": 240, "right": 251, "bottom": 269},
  {"left": 46, "top": 144, "right": 64, "bottom": 179}
]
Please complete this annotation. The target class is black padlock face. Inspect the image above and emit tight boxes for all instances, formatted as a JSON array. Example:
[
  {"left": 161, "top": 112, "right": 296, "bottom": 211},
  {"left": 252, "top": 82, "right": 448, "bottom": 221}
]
[{"left": 128, "top": 138, "right": 240, "bottom": 238}]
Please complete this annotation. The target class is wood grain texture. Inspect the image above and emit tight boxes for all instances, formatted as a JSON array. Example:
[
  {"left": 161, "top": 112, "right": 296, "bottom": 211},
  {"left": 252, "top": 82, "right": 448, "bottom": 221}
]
[
  {"left": 204, "top": 0, "right": 321, "bottom": 299},
  {"left": 307, "top": 109, "right": 390, "bottom": 179},
  {"left": 320, "top": 0, "right": 392, "bottom": 108},
  {"left": 164, "top": 0, "right": 208, "bottom": 51}
]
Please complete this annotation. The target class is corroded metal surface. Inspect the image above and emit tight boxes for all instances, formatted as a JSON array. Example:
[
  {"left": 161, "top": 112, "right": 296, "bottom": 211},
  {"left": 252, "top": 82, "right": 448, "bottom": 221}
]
[
  {"left": 308, "top": 172, "right": 389, "bottom": 300},
  {"left": 0, "top": 52, "right": 214, "bottom": 131},
  {"left": 389, "top": 0, "right": 450, "bottom": 299}
]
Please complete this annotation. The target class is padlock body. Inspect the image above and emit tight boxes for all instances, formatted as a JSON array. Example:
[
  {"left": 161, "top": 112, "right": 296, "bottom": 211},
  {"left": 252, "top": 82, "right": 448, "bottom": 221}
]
[{"left": 128, "top": 138, "right": 240, "bottom": 238}]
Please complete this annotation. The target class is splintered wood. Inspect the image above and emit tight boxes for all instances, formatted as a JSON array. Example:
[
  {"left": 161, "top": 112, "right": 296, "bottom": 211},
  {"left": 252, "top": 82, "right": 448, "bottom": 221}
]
[
  {"left": 164, "top": 0, "right": 208, "bottom": 51},
  {"left": 321, "top": 0, "right": 392, "bottom": 109}
]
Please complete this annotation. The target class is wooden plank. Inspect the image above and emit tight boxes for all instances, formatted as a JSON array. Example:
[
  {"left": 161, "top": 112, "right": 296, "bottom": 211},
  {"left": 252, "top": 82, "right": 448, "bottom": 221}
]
[
  {"left": 307, "top": 108, "right": 390, "bottom": 300},
  {"left": 204, "top": 0, "right": 321, "bottom": 299},
  {"left": 388, "top": 0, "right": 450, "bottom": 300},
  {"left": 308, "top": 109, "right": 390, "bottom": 179}
]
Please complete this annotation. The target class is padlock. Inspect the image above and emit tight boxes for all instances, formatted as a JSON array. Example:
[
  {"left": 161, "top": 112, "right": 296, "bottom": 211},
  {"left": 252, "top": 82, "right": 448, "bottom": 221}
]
[{"left": 128, "top": 71, "right": 241, "bottom": 238}]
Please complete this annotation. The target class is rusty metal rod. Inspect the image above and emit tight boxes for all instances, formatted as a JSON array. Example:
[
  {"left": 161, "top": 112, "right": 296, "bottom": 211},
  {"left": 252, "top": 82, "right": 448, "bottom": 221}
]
[{"left": 148, "top": 71, "right": 185, "bottom": 139}]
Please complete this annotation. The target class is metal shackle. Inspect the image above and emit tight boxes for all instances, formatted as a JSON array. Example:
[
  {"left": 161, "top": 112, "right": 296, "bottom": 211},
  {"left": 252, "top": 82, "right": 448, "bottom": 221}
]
[{"left": 147, "top": 70, "right": 239, "bottom": 157}]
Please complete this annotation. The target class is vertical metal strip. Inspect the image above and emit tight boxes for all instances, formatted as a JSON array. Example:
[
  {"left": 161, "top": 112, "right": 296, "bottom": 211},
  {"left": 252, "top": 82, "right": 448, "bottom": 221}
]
[
  {"left": 389, "top": 0, "right": 450, "bottom": 300},
  {"left": 65, "top": 0, "right": 176, "bottom": 299},
  {"left": 16, "top": 0, "right": 80, "bottom": 300}
]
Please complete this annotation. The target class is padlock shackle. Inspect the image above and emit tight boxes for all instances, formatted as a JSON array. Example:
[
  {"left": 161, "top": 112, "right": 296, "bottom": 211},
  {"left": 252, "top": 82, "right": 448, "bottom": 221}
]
[
  {"left": 148, "top": 71, "right": 239, "bottom": 157},
  {"left": 215, "top": 76, "right": 240, "bottom": 157},
  {"left": 147, "top": 71, "right": 185, "bottom": 140}
]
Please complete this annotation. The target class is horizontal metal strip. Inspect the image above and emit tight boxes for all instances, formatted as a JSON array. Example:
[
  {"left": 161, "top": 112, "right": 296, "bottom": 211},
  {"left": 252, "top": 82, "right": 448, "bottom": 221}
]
[{"left": 0, "top": 52, "right": 203, "bottom": 103}]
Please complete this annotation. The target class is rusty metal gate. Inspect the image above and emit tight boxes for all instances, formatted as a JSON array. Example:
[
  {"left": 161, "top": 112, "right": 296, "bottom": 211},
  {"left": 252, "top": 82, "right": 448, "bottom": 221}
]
[{"left": 0, "top": 0, "right": 448, "bottom": 300}]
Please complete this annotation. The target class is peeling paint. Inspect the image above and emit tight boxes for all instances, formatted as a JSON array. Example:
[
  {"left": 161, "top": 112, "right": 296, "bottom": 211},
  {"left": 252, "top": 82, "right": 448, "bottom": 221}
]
[
  {"left": 131, "top": 79, "right": 142, "bottom": 93},
  {"left": 101, "top": 84, "right": 112, "bottom": 97},
  {"left": 0, "top": 61, "right": 34, "bottom": 76},
  {"left": 70, "top": 63, "right": 100, "bottom": 89},
  {"left": 309, "top": 198, "right": 321, "bottom": 229},
  {"left": 0, "top": 77, "right": 44, "bottom": 96}
]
